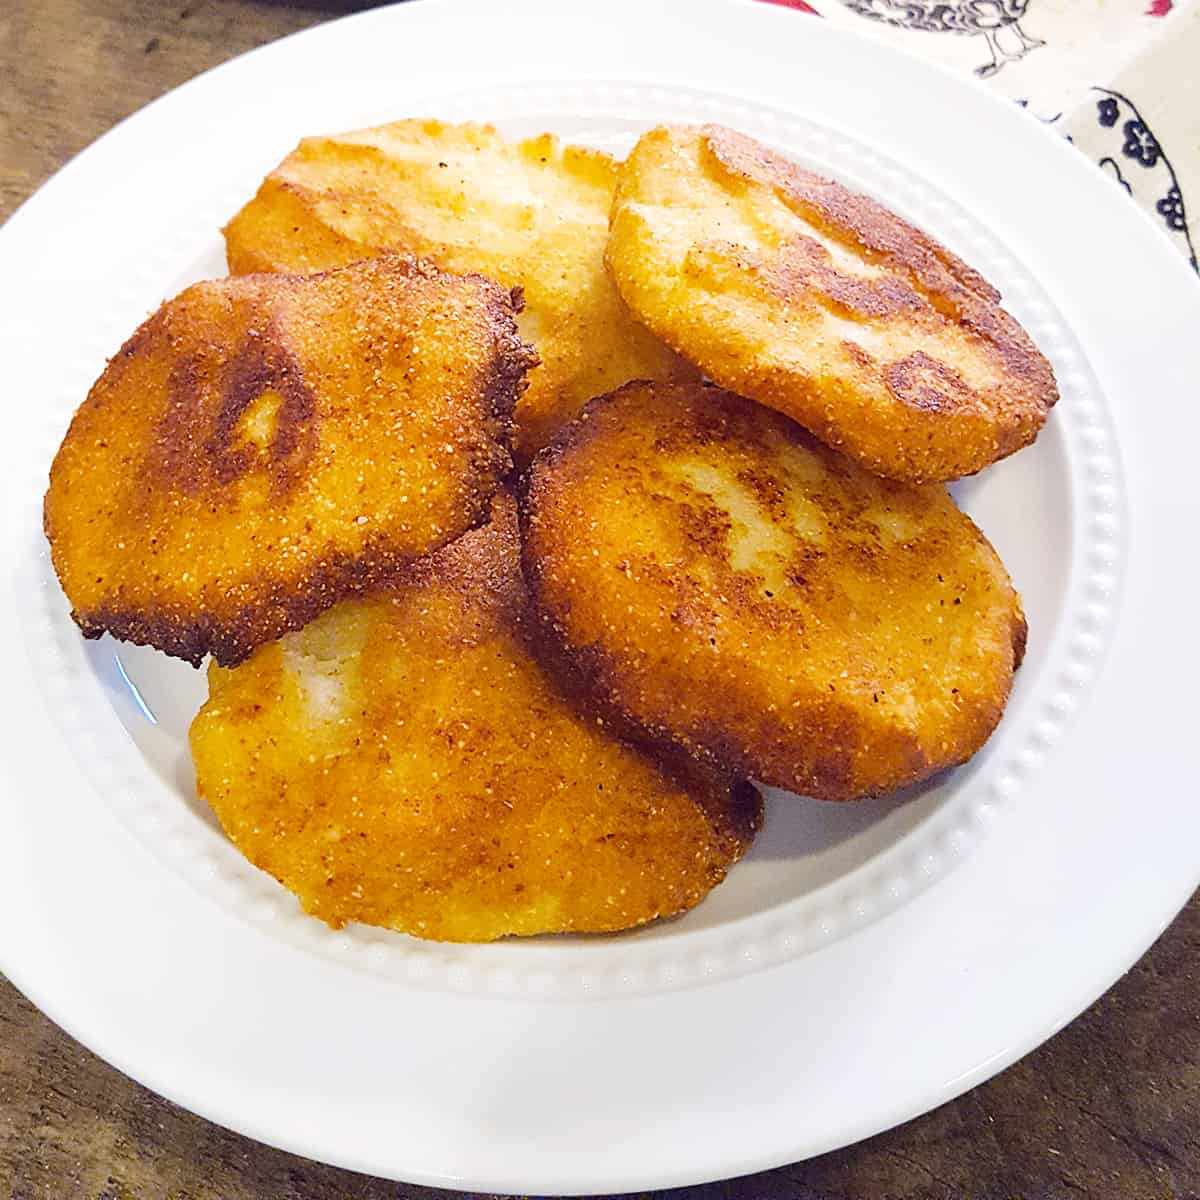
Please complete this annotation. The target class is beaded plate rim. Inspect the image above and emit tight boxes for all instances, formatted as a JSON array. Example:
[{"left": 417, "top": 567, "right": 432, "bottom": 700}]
[{"left": 18, "top": 81, "right": 1125, "bottom": 1000}]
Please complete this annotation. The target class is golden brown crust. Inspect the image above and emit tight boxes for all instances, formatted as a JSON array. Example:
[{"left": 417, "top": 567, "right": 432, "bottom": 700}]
[
  {"left": 606, "top": 125, "right": 1058, "bottom": 483},
  {"left": 224, "top": 118, "right": 694, "bottom": 460},
  {"left": 44, "top": 254, "right": 534, "bottom": 666},
  {"left": 189, "top": 494, "right": 761, "bottom": 941},
  {"left": 520, "top": 380, "right": 1027, "bottom": 801}
]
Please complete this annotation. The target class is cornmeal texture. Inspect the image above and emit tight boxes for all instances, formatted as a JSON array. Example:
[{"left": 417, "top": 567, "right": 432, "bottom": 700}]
[
  {"left": 45, "top": 255, "right": 533, "bottom": 665},
  {"left": 190, "top": 495, "right": 761, "bottom": 940},
  {"left": 521, "top": 382, "right": 1027, "bottom": 800},
  {"left": 225, "top": 118, "right": 691, "bottom": 458},
  {"left": 607, "top": 125, "right": 1057, "bottom": 483}
]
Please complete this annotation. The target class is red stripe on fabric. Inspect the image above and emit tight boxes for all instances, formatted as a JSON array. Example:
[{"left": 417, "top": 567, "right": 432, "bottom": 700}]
[{"left": 755, "top": 0, "right": 821, "bottom": 13}]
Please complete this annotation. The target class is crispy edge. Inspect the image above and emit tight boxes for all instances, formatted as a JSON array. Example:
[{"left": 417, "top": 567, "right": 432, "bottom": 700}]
[
  {"left": 607, "top": 126, "right": 1059, "bottom": 482},
  {"left": 516, "top": 382, "right": 717, "bottom": 758},
  {"left": 700, "top": 124, "right": 1058, "bottom": 406},
  {"left": 222, "top": 122, "right": 685, "bottom": 463},
  {"left": 425, "top": 489, "right": 764, "bottom": 867},
  {"left": 518, "top": 381, "right": 1027, "bottom": 800},
  {"left": 47, "top": 256, "right": 536, "bottom": 667},
  {"left": 193, "top": 491, "right": 762, "bottom": 937},
  {"left": 702, "top": 126, "right": 999, "bottom": 306},
  {"left": 223, "top": 121, "right": 624, "bottom": 275},
  {"left": 484, "top": 489, "right": 764, "bottom": 858}
]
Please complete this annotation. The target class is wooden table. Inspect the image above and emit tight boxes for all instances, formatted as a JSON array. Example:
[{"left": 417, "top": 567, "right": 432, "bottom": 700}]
[{"left": 2, "top": 3, "right": 1197, "bottom": 1196}]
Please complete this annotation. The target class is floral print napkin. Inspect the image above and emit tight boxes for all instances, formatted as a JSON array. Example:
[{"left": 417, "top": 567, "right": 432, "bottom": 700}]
[{"left": 758, "top": 0, "right": 1198, "bottom": 270}]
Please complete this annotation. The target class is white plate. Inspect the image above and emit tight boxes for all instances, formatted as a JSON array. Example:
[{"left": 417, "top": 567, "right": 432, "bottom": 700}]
[{"left": 1, "top": 0, "right": 1197, "bottom": 1191}]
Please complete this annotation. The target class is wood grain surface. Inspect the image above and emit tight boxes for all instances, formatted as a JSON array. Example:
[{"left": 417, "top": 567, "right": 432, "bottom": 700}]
[{"left": 1, "top": 2, "right": 1197, "bottom": 1197}]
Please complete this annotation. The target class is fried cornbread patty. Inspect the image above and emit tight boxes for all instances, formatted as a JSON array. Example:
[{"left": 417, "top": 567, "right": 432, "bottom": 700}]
[
  {"left": 45, "top": 255, "right": 533, "bottom": 666},
  {"left": 606, "top": 125, "right": 1058, "bottom": 483},
  {"left": 224, "top": 118, "right": 691, "bottom": 458},
  {"left": 521, "top": 382, "right": 1027, "bottom": 801},
  {"left": 190, "top": 495, "right": 760, "bottom": 941}
]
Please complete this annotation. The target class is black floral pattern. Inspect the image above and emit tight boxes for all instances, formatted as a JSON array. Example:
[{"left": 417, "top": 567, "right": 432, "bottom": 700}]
[
  {"left": 1157, "top": 186, "right": 1187, "bottom": 232},
  {"left": 1122, "top": 118, "right": 1161, "bottom": 167},
  {"left": 1092, "top": 88, "right": 1196, "bottom": 272}
]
